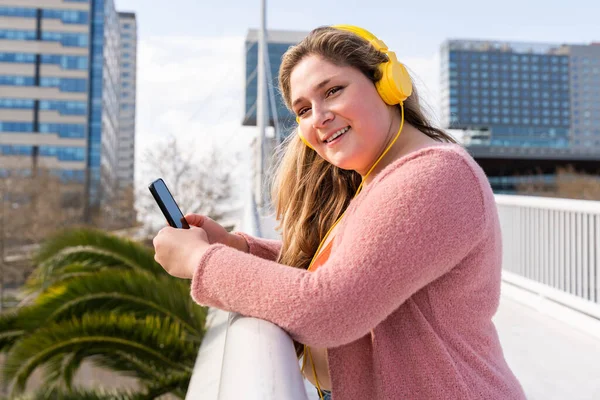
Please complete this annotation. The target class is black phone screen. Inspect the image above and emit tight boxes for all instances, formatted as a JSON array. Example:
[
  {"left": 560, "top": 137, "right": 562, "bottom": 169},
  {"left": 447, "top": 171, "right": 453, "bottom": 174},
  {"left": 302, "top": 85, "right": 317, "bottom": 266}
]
[{"left": 149, "top": 179, "right": 190, "bottom": 229}]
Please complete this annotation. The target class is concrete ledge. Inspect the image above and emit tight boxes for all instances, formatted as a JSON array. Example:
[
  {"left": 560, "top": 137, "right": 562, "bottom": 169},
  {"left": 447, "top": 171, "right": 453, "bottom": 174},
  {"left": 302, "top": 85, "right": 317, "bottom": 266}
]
[{"left": 501, "top": 272, "right": 600, "bottom": 342}]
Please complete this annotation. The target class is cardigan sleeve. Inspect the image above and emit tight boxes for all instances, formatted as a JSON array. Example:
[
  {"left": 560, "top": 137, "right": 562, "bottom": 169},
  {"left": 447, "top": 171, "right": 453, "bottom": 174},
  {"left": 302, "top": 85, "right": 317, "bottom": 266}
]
[
  {"left": 191, "top": 149, "right": 488, "bottom": 348},
  {"left": 232, "top": 231, "right": 282, "bottom": 261}
]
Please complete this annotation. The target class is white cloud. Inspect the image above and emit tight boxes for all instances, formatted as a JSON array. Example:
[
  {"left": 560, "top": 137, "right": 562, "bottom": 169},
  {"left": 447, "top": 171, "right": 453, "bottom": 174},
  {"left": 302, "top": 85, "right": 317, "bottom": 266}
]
[
  {"left": 403, "top": 52, "right": 441, "bottom": 125},
  {"left": 133, "top": 35, "right": 257, "bottom": 191}
]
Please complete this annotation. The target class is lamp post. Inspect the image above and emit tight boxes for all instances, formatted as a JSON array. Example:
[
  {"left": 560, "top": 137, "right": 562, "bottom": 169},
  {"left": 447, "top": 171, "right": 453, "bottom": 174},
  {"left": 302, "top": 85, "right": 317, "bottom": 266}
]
[
  {"left": 0, "top": 177, "right": 8, "bottom": 314},
  {"left": 0, "top": 183, "right": 7, "bottom": 314},
  {"left": 0, "top": 178, "right": 5, "bottom": 314},
  {"left": 0, "top": 175, "right": 17, "bottom": 314}
]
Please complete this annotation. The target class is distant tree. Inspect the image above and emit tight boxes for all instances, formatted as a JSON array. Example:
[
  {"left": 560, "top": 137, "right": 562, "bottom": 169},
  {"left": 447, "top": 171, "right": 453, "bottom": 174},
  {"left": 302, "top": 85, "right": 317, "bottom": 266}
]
[
  {"left": 553, "top": 165, "right": 600, "bottom": 201},
  {"left": 1, "top": 170, "right": 86, "bottom": 289},
  {"left": 516, "top": 165, "right": 600, "bottom": 201},
  {"left": 0, "top": 170, "right": 84, "bottom": 248},
  {"left": 109, "top": 185, "right": 138, "bottom": 230},
  {"left": 136, "top": 135, "right": 237, "bottom": 233}
]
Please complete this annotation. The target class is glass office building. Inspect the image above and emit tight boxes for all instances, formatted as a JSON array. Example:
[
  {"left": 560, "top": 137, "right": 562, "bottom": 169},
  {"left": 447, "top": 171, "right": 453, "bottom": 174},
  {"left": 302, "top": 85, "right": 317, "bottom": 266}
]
[
  {"left": 0, "top": 2, "right": 91, "bottom": 188},
  {"left": 88, "top": 0, "right": 120, "bottom": 222},
  {"left": 243, "top": 29, "right": 306, "bottom": 134},
  {"left": 441, "top": 39, "right": 600, "bottom": 151},
  {"left": 568, "top": 44, "right": 600, "bottom": 150},
  {"left": 441, "top": 40, "right": 572, "bottom": 149},
  {"left": 0, "top": 0, "right": 133, "bottom": 225},
  {"left": 116, "top": 12, "right": 137, "bottom": 226}
]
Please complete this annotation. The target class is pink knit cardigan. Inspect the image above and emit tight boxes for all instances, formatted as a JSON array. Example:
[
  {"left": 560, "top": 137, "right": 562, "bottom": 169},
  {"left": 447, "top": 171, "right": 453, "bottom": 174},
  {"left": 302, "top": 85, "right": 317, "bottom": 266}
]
[{"left": 191, "top": 144, "right": 526, "bottom": 399}]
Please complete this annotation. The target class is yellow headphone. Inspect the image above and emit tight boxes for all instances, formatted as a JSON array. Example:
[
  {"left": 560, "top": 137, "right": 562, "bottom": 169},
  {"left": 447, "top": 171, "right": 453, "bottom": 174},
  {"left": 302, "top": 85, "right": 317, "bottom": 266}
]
[
  {"left": 296, "top": 25, "right": 413, "bottom": 149},
  {"left": 298, "top": 26, "right": 413, "bottom": 400}
]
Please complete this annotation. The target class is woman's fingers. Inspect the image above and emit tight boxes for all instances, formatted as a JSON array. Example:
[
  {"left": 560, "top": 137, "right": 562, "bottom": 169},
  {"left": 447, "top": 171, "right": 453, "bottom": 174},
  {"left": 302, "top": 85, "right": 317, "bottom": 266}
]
[{"left": 184, "top": 213, "right": 205, "bottom": 227}]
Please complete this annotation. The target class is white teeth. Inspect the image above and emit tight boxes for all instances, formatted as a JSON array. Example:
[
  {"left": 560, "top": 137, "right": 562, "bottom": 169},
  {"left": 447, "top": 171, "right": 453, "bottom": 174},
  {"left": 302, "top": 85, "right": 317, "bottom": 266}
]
[{"left": 326, "top": 126, "right": 350, "bottom": 143}]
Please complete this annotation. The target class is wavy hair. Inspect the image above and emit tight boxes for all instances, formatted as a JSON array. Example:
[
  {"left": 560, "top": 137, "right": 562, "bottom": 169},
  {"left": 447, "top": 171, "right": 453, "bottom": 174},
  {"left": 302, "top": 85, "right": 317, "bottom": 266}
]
[{"left": 272, "top": 26, "right": 457, "bottom": 271}]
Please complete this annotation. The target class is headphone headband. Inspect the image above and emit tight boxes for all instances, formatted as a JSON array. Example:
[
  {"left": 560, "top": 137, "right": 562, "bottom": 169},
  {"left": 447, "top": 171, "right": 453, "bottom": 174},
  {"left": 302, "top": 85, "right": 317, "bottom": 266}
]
[{"left": 297, "top": 25, "right": 413, "bottom": 149}]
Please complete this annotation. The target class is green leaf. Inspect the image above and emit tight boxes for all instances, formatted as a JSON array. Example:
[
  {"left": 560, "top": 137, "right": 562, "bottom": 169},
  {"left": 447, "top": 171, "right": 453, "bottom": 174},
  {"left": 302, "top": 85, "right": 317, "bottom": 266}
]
[
  {"left": 28, "top": 228, "right": 166, "bottom": 291},
  {"left": 24, "top": 269, "right": 206, "bottom": 338},
  {"left": 4, "top": 313, "right": 198, "bottom": 396}
]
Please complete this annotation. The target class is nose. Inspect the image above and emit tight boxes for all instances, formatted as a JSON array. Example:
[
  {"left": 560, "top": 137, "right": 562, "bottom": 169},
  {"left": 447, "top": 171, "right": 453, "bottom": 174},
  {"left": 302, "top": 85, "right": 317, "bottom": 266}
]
[{"left": 311, "top": 103, "right": 334, "bottom": 130}]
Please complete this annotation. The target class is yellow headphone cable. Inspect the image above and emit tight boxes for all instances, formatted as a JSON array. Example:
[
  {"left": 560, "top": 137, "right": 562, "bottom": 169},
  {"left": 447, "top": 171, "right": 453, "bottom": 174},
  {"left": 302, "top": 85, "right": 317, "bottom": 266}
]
[{"left": 302, "top": 102, "right": 406, "bottom": 400}]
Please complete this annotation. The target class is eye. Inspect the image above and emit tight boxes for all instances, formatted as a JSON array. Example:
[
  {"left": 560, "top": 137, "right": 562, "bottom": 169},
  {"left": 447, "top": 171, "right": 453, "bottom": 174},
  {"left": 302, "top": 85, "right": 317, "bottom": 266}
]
[
  {"left": 297, "top": 107, "right": 311, "bottom": 118},
  {"left": 326, "top": 86, "right": 343, "bottom": 97}
]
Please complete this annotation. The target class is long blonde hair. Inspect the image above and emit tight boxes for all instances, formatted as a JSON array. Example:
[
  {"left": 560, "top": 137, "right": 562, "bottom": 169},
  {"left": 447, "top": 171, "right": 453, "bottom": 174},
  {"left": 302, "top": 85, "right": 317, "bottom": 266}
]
[{"left": 273, "top": 26, "right": 456, "bottom": 270}]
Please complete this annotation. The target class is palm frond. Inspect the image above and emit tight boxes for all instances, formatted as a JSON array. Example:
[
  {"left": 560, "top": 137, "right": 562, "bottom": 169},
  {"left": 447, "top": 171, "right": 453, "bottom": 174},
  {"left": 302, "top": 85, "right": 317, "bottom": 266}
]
[
  {"left": 3, "top": 313, "right": 198, "bottom": 396},
  {"left": 26, "top": 269, "right": 206, "bottom": 338},
  {"left": 61, "top": 350, "right": 86, "bottom": 390},
  {"left": 140, "top": 371, "right": 191, "bottom": 399},
  {"left": 11, "top": 387, "right": 140, "bottom": 400},
  {"left": 0, "top": 310, "right": 24, "bottom": 352},
  {"left": 28, "top": 228, "right": 165, "bottom": 291},
  {"left": 91, "top": 350, "right": 164, "bottom": 382},
  {"left": 27, "top": 261, "right": 111, "bottom": 290}
]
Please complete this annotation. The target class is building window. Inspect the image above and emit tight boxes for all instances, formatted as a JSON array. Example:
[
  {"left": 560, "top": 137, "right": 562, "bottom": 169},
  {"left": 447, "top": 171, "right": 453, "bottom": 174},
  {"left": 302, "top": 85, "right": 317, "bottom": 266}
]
[
  {"left": 40, "top": 77, "right": 87, "bottom": 92},
  {"left": 0, "top": 7, "right": 36, "bottom": 18},
  {"left": 41, "top": 31, "right": 88, "bottom": 47},
  {"left": 0, "top": 29, "right": 36, "bottom": 41},
  {"left": 0, "top": 76, "right": 34, "bottom": 86},
  {"left": 39, "top": 100, "right": 86, "bottom": 115},
  {"left": 42, "top": 9, "right": 89, "bottom": 24},
  {"left": 41, "top": 54, "right": 88, "bottom": 70},
  {"left": 0, "top": 122, "right": 33, "bottom": 132},
  {"left": 0, "top": 98, "right": 34, "bottom": 109}
]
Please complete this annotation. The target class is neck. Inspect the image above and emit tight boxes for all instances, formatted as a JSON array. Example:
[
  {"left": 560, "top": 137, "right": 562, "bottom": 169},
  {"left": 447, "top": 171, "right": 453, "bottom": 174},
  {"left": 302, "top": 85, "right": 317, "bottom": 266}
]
[{"left": 358, "top": 108, "right": 410, "bottom": 185}]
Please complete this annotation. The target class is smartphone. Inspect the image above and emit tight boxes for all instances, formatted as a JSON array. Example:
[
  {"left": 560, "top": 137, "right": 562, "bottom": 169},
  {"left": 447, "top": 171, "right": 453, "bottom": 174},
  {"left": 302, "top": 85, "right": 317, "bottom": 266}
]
[{"left": 148, "top": 178, "right": 190, "bottom": 229}]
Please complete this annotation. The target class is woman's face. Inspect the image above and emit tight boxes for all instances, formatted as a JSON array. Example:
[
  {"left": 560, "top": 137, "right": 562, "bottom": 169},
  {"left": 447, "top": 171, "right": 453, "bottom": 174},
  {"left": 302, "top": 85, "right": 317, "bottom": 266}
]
[{"left": 290, "top": 54, "right": 393, "bottom": 175}]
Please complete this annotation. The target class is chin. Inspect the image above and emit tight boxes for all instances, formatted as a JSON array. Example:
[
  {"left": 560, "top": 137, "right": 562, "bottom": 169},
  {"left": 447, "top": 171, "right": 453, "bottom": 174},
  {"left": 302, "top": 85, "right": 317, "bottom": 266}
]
[{"left": 326, "top": 156, "right": 360, "bottom": 172}]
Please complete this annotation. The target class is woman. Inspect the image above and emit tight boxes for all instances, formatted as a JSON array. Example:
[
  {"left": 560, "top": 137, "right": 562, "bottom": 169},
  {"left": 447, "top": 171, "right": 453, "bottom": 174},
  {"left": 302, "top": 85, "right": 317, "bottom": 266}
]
[{"left": 153, "top": 25, "right": 526, "bottom": 400}]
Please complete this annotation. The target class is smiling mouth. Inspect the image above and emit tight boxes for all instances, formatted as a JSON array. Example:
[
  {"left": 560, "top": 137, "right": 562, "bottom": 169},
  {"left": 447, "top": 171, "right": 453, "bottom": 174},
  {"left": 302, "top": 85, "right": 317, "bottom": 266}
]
[{"left": 325, "top": 126, "right": 350, "bottom": 143}]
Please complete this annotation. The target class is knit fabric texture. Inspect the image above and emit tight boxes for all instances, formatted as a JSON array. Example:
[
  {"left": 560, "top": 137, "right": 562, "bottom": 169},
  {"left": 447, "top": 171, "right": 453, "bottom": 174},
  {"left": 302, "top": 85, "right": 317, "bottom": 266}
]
[{"left": 191, "top": 144, "right": 526, "bottom": 400}]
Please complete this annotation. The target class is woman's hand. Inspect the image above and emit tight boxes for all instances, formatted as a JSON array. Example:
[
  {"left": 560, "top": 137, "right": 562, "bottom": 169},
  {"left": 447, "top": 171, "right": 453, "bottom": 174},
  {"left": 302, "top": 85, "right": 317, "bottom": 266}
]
[
  {"left": 153, "top": 225, "right": 211, "bottom": 279},
  {"left": 153, "top": 214, "right": 249, "bottom": 279},
  {"left": 184, "top": 214, "right": 248, "bottom": 253}
]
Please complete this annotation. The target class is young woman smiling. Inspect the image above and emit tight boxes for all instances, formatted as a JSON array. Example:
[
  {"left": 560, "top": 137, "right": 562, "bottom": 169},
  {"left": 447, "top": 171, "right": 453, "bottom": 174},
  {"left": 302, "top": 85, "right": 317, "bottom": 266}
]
[{"left": 153, "top": 25, "right": 526, "bottom": 400}]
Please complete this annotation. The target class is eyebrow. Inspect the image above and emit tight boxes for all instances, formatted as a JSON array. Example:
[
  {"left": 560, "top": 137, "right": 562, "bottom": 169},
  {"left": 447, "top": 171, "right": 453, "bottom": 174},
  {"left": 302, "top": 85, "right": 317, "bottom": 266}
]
[{"left": 291, "top": 77, "right": 333, "bottom": 109}]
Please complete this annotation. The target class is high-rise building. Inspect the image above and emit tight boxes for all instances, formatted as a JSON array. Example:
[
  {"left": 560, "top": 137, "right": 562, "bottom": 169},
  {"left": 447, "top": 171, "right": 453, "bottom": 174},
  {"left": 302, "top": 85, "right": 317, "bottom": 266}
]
[
  {"left": 243, "top": 29, "right": 305, "bottom": 207},
  {"left": 568, "top": 44, "right": 600, "bottom": 150},
  {"left": 116, "top": 11, "right": 136, "bottom": 226},
  {"left": 0, "top": 2, "right": 91, "bottom": 204},
  {"left": 440, "top": 39, "right": 600, "bottom": 194},
  {"left": 243, "top": 29, "right": 306, "bottom": 132},
  {"left": 440, "top": 39, "right": 600, "bottom": 151},
  {"left": 87, "top": 0, "right": 120, "bottom": 225},
  {"left": 0, "top": 1, "right": 135, "bottom": 227}
]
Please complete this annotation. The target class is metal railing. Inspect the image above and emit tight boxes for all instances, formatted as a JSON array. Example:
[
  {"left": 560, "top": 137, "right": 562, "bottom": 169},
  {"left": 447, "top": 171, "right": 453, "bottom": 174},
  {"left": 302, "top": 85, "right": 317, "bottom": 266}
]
[
  {"left": 496, "top": 194, "right": 600, "bottom": 316},
  {"left": 185, "top": 193, "right": 309, "bottom": 400}
]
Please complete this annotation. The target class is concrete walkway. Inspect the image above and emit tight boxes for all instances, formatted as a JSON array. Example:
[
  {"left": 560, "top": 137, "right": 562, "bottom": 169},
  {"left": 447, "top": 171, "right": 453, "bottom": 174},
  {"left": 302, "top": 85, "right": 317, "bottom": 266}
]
[{"left": 494, "top": 293, "right": 600, "bottom": 400}]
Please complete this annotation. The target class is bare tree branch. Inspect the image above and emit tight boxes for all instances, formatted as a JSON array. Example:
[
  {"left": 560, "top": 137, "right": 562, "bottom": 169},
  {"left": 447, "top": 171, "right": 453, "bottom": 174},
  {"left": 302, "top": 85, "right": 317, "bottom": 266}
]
[{"left": 136, "top": 135, "right": 238, "bottom": 233}]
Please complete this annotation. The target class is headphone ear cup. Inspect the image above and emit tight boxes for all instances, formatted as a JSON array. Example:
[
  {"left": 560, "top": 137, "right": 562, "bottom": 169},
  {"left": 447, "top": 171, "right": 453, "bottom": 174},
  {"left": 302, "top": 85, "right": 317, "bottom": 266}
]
[{"left": 376, "top": 55, "right": 413, "bottom": 105}]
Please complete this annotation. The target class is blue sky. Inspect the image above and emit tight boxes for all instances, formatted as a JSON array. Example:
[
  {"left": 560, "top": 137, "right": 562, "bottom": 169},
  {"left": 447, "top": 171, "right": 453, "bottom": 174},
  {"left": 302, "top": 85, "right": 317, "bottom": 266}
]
[
  {"left": 118, "top": 0, "right": 599, "bottom": 56},
  {"left": 117, "top": 0, "right": 599, "bottom": 186}
]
